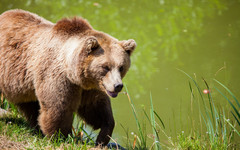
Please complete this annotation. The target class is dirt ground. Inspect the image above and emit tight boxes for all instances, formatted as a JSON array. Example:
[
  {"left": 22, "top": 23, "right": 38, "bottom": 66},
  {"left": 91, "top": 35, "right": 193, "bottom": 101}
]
[
  {"left": 0, "top": 136, "right": 25, "bottom": 150},
  {"left": 0, "top": 109, "right": 25, "bottom": 150},
  {"left": 0, "top": 108, "right": 9, "bottom": 117},
  {"left": 0, "top": 135, "right": 107, "bottom": 150}
]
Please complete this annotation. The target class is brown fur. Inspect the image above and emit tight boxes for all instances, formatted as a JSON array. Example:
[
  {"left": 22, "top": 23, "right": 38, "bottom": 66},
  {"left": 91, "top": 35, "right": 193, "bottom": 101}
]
[
  {"left": 0, "top": 9, "right": 136, "bottom": 145},
  {"left": 53, "top": 17, "right": 92, "bottom": 35}
]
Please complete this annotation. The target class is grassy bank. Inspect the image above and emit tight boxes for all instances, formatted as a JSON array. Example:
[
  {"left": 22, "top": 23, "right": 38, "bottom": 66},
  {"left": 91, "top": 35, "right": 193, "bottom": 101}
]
[
  {"left": 0, "top": 76, "right": 240, "bottom": 149},
  {"left": 122, "top": 73, "right": 240, "bottom": 149},
  {"left": 0, "top": 94, "right": 96, "bottom": 149},
  {"left": 0, "top": 114, "right": 95, "bottom": 149}
]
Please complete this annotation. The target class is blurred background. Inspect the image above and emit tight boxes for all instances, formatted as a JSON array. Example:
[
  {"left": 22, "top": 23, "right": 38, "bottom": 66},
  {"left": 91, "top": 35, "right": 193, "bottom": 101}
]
[{"left": 1, "top": 0, "right": 240, "bottom": 146}]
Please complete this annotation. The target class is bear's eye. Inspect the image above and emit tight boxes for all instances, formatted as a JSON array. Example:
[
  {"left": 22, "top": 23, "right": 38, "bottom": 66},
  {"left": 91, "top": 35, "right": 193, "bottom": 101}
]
[
  {"left": 119, "top": 66, "right": 124, "bottom": 72},
  {"left": 102, "top": 66, "right": 110, "bottom": 72}
]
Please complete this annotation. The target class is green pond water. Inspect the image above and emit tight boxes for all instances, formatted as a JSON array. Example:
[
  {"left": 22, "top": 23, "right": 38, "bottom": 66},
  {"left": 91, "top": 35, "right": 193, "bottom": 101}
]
[{"left": 1, "top": 0, "right": 240, "bottom": 145}]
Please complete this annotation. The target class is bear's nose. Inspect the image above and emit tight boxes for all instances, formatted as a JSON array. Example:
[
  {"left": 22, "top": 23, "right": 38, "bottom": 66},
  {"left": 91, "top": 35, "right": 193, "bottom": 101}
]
[{"left": 114, "top": 83, "right": 123, "bottom": 93}]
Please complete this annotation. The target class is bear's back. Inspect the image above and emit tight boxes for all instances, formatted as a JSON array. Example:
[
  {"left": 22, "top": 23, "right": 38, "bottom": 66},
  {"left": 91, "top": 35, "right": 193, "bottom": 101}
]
[
  {"left": 0, "top": 9, "right": 53, "bottom": 103},
  {"left": 0, "top": 9, "right": 53, "bottom": 27}
]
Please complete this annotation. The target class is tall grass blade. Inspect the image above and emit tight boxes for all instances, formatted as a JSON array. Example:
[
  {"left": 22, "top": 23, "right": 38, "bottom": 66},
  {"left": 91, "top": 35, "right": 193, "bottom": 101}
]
[
  {"left": 215, "top": 87, "right": 240, "bottom": 125},
  {"left": 80, "top": 128, "right": 94, "bottom": 143},
  {"left": 214, "top": 79, "right": 240, "bottom": 108},
  {"left": 202, "top": 78, "right": 215, "bottom": 124},
  {"left": 143, "top": 108, "right": 164, "bottom": 148},
  {"left": 177, "top": 69, "right": 205, "bottom": 106},
  {"left": 120, "top": 123, "right": 132, "bottom": 149},
  {"left": 179, "top": 69, "right": 216, "bottom": 142},
  {"left": 150, "top": 92, "right": 161, "bottom": 150},
  {"left": 189, "top": 81, "right": 195, "bottom": 99},
  {"left": 124, "top": 86, "right": 146, "bottom": 148},
  {"left": 222, "top": 109, "right": 227, "bottom": 146},
  {"left": 231, "top": 112, "right": 240, "bottom": 126},
  {"left": 224, "top": 118, "right": 240, "bottom": 136},
  {"left": 153, "top": 111, "right": 165, "bottom": 129},
  {"left": 143, "top": 109, "right": 151, "bottom": 125}
]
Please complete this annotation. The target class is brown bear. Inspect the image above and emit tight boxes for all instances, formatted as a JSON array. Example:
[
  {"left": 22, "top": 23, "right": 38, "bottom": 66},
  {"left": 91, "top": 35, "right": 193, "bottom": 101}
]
[{"left": 0, "top": 9, "right": 136, "bottom": 145}]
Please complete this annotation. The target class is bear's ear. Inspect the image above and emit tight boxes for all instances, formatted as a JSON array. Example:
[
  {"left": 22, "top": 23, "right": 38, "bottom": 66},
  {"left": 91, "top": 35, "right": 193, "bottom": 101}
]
[
  {"left": 85, "top": 37, "right": 99, "bottom": 54},
  {"left": 120, "top": 39, "right": 137, "bottom": 56},
  {"left": 53, "top": 17, "right": 92, "bottom": 35}
]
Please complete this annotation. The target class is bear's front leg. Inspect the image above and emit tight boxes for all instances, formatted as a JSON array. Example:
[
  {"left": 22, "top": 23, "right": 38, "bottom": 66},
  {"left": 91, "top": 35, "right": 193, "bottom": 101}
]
[
  {"left": 38, "top": 103, "right": 74, "bottom": 137},
  {"left": 36, "top": 79, "right": 81, "bottom": 137},
  {"left": 78, "top": 90, "right": 115, "bottom": 146}
]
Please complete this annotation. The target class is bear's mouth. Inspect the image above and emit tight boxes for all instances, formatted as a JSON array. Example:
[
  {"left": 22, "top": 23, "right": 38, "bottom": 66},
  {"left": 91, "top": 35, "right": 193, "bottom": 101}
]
[
  {"left": 102, "top": 84, "right": 119, "bottom": 98},
  {"left": 107, "top": 90, "right": 118, "bottom": 98}
]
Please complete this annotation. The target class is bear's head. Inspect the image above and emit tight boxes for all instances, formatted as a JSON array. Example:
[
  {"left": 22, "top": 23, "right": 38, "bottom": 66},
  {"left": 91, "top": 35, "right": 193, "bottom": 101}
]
[{"left": 54, "top": 17, "right": 136, "bottom": 98}]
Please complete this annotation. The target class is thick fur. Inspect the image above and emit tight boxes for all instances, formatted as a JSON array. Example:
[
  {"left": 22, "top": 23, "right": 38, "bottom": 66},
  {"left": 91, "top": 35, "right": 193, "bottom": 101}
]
[{"left": 0, "top": 9, "right": 136, "bottom": 145}]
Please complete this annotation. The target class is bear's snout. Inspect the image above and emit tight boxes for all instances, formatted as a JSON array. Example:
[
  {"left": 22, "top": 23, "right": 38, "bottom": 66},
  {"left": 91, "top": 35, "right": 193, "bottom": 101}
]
[{"left": 114, "top": 83, "right": 123, "bottom": 93}]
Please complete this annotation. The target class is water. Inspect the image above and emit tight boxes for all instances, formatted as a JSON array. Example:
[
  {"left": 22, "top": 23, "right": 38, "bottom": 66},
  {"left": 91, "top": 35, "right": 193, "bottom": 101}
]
[{"left": 1, "top": 0, "right": 240, "bottom": 145}]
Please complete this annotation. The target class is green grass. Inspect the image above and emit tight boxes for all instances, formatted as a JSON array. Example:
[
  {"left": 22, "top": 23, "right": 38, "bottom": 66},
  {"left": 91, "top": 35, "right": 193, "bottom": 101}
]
[
  {"left": 214, "top": 79, "right": 240, "bottom": 127},
  {"left": 176, "top": 71, "right": 239, "bottom": 149},
  {"left": 0, "top": 114, "right": 96, "bottom": 149},
  {"left": 120, "top": 72, "right": 239, "bottom": 149},
  {"left": 1, "top": 74, "right": 240, "bottom": 149},
  {"left": 0, "top": 94, "right": 96, "bottom": 149}
]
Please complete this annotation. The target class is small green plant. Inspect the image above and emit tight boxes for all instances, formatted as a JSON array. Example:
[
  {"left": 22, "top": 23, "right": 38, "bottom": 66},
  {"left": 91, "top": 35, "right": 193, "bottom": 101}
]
[
  {"left": 177, "top": 131, "right": 203, "bottom": 149},
  {"left": 122, "top": 76, "right": 240, "bottom": 149},
  {"left": 0, "top": 93, "right": 8, "bottom": 110},
  {"left": 123, "top": 87, "right": 165, "bottom": 150},
  {"left": 123, "top": 87, "right": 147, "bottom": 149},
  {"left": 72, "top": 113, "right": 95, "bottom": 145},
  {"left": 0, "top": 92, "right": 19, "bottom": 117},
  {"left": 179, "top": 69, "right": 239, "bottom": 149},
  {"left": 149, "top": 93, "right": 162, "bottom": 150}
]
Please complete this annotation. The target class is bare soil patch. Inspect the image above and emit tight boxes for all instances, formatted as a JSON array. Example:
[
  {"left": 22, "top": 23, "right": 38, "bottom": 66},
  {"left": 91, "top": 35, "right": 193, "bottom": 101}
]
[
  {"left": 0, "top": 136, "right": 26, "bottom": 150},
  {"left": 0, "top": 108, "right": 10, "bottom": 117}
]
